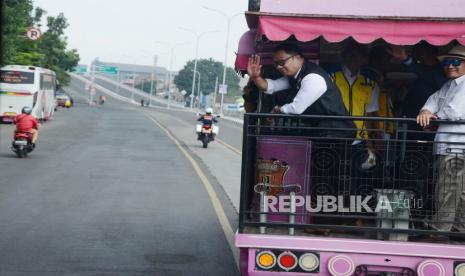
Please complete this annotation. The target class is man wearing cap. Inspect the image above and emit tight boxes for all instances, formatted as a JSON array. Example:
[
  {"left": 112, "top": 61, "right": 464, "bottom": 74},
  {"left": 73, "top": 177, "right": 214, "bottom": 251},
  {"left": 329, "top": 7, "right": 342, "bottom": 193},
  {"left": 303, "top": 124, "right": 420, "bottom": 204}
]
[
  {"left": 417, "top": 45, "right": 465, "bottom": 233},
  {"left": 247, "top": 43, "right": 355, "bottom": 138}
]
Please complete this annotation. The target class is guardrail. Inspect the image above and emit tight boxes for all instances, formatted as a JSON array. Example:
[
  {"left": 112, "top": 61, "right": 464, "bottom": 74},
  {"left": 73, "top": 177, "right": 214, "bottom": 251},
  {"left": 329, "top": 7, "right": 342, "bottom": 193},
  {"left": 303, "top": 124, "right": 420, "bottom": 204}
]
[
  {"left": 70, "top": 73, "right": 245, "bottom": 125},
  {"left": 239, "top": 113, "right": 465, "bottom": 242}
]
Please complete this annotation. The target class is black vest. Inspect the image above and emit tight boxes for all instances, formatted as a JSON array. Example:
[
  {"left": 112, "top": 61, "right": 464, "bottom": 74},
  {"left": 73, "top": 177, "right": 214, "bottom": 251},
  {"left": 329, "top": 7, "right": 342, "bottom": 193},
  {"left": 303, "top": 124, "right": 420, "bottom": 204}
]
[{"left": 286, "top": 61, "right": 355, "bottom": 138}]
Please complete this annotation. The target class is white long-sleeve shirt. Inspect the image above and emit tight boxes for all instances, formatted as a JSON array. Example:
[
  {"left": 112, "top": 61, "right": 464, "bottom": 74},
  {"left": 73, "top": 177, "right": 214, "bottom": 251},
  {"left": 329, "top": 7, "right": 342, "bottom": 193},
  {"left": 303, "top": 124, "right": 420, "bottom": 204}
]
[
  {"left": 421, "top": 74, "right": 465, "bottom": 155},
  {"left": 264, "top": 70, "right": 327, "bottom": 114}
]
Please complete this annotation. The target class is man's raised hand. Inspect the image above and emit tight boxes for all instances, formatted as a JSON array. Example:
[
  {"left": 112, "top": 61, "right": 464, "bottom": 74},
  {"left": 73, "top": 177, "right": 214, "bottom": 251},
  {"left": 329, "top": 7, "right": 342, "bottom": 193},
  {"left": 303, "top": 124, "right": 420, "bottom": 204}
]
[
  {"left": 386, "top": 45, "right": 409, "bottom": 61},
  {"left": 247, "top": 55, "right": 262, "bottom": 80}
]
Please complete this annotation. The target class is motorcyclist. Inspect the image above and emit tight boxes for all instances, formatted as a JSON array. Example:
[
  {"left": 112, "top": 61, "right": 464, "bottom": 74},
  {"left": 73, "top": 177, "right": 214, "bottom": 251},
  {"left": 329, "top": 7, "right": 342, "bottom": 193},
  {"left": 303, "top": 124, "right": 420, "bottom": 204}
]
[
  {"left": 14, "top": 107, "right": 39, "bottom": 146},
  {"left": 197, "top": 107, "right": 218, "bottom": 140},
  {"left": 65, "top": 99, "right": 72, "bottom": 108},
  {"left": 197, "top": 107, "right": 218, "bottom": 125},
  {"left": 99, "top": 95, "right": 106, "bottom": 105}
]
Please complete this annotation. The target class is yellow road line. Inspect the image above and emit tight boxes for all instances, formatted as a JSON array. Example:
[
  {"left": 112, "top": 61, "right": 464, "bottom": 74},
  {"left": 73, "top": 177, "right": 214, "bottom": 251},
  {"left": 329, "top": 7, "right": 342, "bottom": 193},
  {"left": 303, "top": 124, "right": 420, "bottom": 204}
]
[
  {"left": 216, "top": 138, "right": 242, "bottom": 155},
  {"left": 143, "top": 112, "right": 239, "bottom": 269},
  {"left": 147, "top": 108, "right": 242, "bottom": 156}
]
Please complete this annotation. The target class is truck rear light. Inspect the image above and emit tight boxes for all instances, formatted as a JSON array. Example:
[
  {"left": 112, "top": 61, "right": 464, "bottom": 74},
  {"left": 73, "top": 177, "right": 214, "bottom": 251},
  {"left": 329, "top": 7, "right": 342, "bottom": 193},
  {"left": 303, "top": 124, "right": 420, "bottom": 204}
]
[
  {"left": 328, "top": 255, "right": 355, "bottom": 276},
  {"left": 299, "top": 253, "right": 320, "bottom": 272},
  {"left": 455, "top": 263, "right": 465, "bottom": 276},
  {"left": 256, "top": 251, "right": 276, "bottom": 270},
  {"left": 417, "top": 260, "right": 445, "bottom": 276},
  {"left": 277, "top": 251, "right": 298, "bottom": 271}
]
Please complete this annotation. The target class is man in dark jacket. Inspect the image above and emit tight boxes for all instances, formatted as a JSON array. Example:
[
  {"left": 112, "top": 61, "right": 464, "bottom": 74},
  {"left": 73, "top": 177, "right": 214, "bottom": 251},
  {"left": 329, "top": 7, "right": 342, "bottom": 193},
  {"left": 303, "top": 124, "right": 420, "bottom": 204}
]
[{"left": 247, "top": 43, "right": 355, "bottom": 138}]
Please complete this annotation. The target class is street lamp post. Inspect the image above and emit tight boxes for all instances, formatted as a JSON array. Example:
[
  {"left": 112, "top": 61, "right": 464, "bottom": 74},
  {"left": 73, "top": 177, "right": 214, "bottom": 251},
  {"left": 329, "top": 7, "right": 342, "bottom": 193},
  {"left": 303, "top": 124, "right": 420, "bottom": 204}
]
[
  {"left": 195, "top": 71, "right": 201, "bottom": 109},
  {"left": 154, "top": 42, "right": 189, "bottom": 109},
  {"left": 168, "top": 49, "right": 174, "bottom": 109},
  {"left": 114, "top": 54, "right": 134, "bottom": 97},
  {"left": 190, "top": 44, "right": 199, "bottom": 109},
  {"left": 131, "top": 54, "right": 150, "bottom": 103},
  {"left": 131, "top": 63, "right": 136, "bottom": 102},
  {"left": 212, "top": 75, "right": 218, "bottom": 109},
  {"left": 114, "top": 54, "right": 150, "bottom": 102},
  {"left": 90, "top": 64, "right": 95, "bottom": 105},
  {"left": 149, "top": 55, "right": 158, "bottom": 107},
  {"left": 203, "top": 6, "right": 241, "bottom": 115},
  {"left": 116, "top": 69, "right": 121, "bottom": 95},
  {"left": 179, "top": 27, "right": 218, "bottom": 109}
]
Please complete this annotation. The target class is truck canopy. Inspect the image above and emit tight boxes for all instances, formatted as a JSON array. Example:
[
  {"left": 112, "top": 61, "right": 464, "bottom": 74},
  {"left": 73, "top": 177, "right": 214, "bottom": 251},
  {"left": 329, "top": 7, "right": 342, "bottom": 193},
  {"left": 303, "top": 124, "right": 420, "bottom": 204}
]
[
  {"left": 236, "top": 0, "right": 465, "bottom": 71},
  {"left": 255, "top": 0, "right": 465, "bottom": 20}
]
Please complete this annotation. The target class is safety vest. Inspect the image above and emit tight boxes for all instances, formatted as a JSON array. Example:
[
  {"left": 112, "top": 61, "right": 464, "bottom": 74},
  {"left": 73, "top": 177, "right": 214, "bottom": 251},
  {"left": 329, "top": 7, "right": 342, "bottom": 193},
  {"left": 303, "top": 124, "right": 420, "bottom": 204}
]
[{"left": 330, "top": 71, "right": 376, "bottom": 139}]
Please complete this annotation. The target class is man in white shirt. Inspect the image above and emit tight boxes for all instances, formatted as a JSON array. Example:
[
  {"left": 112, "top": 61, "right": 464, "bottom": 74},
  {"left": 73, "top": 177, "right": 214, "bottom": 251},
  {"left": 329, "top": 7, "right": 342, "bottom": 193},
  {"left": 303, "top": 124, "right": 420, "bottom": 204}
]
[
  {"left": 247, "top": 43, "right": 355, "bottom": 138},
  {"left": 417, "top": 45, "right": 465, "bottom": 233}
]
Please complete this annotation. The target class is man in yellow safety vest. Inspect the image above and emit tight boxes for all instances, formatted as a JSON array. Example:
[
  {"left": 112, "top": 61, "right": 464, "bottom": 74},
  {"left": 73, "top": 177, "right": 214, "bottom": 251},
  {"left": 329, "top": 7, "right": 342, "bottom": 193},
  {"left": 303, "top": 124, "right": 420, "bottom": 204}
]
[{"left": 329, "top": 42, "right": 380, "bottom": 141}]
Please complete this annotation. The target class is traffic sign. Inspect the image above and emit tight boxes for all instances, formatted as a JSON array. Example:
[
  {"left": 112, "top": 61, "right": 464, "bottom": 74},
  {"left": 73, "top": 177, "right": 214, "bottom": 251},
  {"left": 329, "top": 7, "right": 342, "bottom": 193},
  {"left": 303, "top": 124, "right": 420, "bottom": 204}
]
[
  {"left": 96, "top": 65, "right": 119, "bottom": 75},
  {"left": 74, "top": 65, "right": 88, "bottom": 74},
  {"left": 219, "top": 84, "right": 228, "bottom": 94},
  {"left": 26, "top": 27, "right": 42, "bottom": 41}
]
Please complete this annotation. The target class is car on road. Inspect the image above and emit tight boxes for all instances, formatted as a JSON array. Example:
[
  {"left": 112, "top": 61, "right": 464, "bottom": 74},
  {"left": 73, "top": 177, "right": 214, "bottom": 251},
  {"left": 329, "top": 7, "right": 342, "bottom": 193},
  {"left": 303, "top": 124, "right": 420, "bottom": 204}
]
[{"left": 56, "top": 91, "right": 73, "bottom": 108}]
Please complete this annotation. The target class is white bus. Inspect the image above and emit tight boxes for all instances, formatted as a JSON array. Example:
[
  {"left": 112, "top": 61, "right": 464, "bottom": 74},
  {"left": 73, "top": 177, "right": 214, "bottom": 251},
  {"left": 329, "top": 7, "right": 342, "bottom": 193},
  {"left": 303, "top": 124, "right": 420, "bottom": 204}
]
[{"left": 0, "top": 65, "right": 57, "bottom": 123}]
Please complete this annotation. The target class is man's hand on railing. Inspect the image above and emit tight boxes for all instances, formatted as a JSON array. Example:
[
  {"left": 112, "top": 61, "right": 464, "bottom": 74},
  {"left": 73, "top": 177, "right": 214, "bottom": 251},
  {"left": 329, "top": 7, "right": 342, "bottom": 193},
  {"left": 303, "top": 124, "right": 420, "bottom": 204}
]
[
  {"left": 262, "top": 106, "right": 283, "bottom": 125},
  {"left": 271, "top": 105, "right": 282, "bottom": 114},
  {"left": 361, "top": 148, "right": 377, "bottom": 170},
  {"left": 417, "top": 110, "right": 438, "bottom": 127}
]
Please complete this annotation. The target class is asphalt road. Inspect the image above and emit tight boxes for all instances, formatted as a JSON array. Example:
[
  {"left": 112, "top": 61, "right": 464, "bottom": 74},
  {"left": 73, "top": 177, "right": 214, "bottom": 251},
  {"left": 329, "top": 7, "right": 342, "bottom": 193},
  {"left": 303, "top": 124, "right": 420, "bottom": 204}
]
[
  {"left": 0, "top": 83, "right": 239, "bottom": 275},
  {"left": 88, "top": 75, "right": 243, "bottom": 152},
  {"left": 70, "top": 75, "right": 242, "bottom": 214}
]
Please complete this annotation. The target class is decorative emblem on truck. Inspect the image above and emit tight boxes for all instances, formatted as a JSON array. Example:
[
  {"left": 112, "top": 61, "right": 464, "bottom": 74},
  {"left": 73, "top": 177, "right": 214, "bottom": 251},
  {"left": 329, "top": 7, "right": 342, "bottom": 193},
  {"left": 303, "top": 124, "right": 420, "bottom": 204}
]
[
  {"left": 255, "top": 158, "right": 289, "bottom": 196},
  {"left": 254, "top": 158, "right": 301, "bottom": 196}
]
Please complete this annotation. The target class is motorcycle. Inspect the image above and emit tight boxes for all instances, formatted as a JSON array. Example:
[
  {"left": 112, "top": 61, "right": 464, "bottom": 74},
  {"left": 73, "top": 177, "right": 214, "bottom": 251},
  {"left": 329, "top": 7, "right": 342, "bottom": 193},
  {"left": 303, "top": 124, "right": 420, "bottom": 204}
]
[
  {"left": 12, "top": 132, "right": 34, "bottom": 158},
  {"left": 98, "top": 95, "right": 106, "bottom": 105},
  {"left": 196, "top": 115, "right": 220, "bottom": 148}
]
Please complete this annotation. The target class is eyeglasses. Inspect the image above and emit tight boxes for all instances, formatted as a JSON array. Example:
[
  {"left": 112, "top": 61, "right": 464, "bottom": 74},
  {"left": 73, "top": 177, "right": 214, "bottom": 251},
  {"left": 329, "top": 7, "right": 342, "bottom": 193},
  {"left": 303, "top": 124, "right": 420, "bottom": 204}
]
[
  {"left": 273, "top": 55, "right": 295, "bottom": 67},
  {"left": 442, "top": 59, "right": 463, "bottom": 67}
]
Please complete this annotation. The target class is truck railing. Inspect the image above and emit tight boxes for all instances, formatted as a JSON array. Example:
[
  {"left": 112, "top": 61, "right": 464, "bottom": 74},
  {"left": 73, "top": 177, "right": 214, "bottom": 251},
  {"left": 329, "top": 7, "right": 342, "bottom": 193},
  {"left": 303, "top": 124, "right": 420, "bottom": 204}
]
[{"left": 239, "top": 113, "right": 465, "bottom": 242}]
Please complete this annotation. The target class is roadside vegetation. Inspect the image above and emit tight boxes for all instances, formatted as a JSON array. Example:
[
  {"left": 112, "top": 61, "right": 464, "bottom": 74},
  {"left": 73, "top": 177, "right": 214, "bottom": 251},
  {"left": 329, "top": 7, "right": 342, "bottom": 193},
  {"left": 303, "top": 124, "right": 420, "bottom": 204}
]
[
  {"left": 174, "top": 58, "right": 241, "bottom": 97},
  {"left": 2, "top": 0, "right": 80, "bottom": 85}
]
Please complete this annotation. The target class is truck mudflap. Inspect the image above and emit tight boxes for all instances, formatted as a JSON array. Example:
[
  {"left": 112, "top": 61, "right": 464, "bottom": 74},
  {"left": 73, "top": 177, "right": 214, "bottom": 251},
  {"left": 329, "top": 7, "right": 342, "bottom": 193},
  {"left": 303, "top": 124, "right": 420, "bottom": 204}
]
[{"left": 236, "top": 233, "right": 465, "bottom": 275}]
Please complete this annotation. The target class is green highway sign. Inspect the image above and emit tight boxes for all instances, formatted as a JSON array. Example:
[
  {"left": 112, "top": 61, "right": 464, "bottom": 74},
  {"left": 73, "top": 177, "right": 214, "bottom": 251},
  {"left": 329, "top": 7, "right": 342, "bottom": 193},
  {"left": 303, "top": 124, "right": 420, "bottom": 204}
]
[
  {"left": 96, "top": 65, "right": 119, "bottom": 75},
  {"left": 73, "top": 65, "right": 88, "bottom": 74}
]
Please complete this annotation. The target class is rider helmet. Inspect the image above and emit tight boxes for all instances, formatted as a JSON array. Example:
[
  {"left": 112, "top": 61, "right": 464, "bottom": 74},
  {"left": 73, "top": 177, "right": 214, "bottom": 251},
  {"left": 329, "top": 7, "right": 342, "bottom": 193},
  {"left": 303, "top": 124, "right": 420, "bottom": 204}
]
[
  {"left": 21, "top": 106, "right": 32, "bottom": 115},
  {"left": 205, "top": 107, "right": 213, "bottom": 114}
]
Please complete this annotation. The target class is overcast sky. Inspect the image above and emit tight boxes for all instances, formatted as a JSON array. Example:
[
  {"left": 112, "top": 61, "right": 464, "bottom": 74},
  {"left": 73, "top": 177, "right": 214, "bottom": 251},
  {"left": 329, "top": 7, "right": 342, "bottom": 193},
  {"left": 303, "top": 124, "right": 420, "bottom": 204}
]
[{"left": 33, "top": 0, "right": 249, "bottom": 71}]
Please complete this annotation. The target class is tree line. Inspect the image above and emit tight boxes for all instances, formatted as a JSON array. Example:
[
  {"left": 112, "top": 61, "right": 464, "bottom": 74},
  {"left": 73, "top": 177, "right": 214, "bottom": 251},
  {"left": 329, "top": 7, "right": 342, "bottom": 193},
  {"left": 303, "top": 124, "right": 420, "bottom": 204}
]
[
  {"left": 1, "top": 0, "right": 79, "bottom": 85},
  {"left": 174, "top": 58, "right": 241, "bottom": 96}
]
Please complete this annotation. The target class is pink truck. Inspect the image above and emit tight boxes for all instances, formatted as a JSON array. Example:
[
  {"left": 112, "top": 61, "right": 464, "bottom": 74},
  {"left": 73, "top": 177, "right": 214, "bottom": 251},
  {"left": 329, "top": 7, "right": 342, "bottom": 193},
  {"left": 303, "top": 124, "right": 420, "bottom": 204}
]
[{"left": 234, "top": 1, "right": 465, "bottom": 275}]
